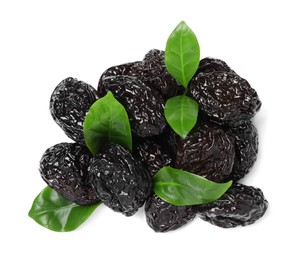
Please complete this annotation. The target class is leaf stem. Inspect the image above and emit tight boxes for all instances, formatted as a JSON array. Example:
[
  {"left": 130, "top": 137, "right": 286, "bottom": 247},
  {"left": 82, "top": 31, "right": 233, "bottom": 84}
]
[{"left": 183, "top": 88, "right": 188, "bottom": 96}]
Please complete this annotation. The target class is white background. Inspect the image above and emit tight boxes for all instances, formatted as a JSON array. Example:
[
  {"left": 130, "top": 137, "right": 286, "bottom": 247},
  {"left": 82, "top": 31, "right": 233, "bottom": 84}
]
[{"left": 0, "top": 0, "right": 305, "bottom": 259}]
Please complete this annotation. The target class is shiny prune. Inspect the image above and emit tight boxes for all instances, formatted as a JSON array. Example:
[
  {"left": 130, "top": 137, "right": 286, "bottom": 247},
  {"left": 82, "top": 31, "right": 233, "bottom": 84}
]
[
  {"left": 88, "top": 143, "right": 152, "bottom": 216},
  {"left": 50, "top": 77, "right": 98, "bottom": 144},
  {"left": 196, "top": 57, "right": 235, "bottom": 74},
  {"left": 39, "top": 142, "right": 99, "bottom": 205},
  {"left": 175, "top": 121, "right": 235, "bottom": 182},
  {"left": 97, "top": 75, "right": 167, "bottom": 138},
  {"left": 98, "top": 61, "right": 144, "bottom": 83},
  {"left": 228, "top": 122, "right": 259, "bottom": 181},
  {"left": 145, "top": 194, "right": 195, "bottom": 232},
  {"left": 194, "top": 183, "right": 268, "bottom": 228},
  {"left": 188, "top": 72, "right": 261, "bottom": 126},
  {"left": 133, "top": 136, "right": 175, "bottom": 177},
  {"left": 142, "top": 49, "right": 184, "bottom": 98}
]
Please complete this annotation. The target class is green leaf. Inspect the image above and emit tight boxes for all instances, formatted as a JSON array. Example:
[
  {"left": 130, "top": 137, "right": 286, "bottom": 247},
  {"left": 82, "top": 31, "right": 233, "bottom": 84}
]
[
  {"left": 164, "top": 95, "right": 198, "bottom": 139},
  {"left": 83, "top": 91, "right": 132, "bottom": 155},
  {"left": 153, "top": 167, "right": 232, "bottom": 206},
  {"left": 28, "top": 187, "right": 101, "bottom": 232},
  {"left": 165, "top": 21, "right": 200, "bottom": 88}
]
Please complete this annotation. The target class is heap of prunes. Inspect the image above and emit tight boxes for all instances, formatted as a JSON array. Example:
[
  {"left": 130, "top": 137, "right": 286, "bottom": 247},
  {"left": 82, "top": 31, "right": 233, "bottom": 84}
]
[{"left": 41, "top": 49, "right": 268, "bottom": 232}]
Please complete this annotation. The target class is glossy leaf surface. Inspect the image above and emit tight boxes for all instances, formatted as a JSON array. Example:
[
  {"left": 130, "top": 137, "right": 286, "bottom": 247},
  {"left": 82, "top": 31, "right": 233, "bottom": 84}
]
[
  {"left": 28, "top": 187, "right": 100, "bottom": 232},
  {"left": 153, "top": 167, "right": 232, "bottom": 206},
  {"left": 83, "top": 91, "right": 132, "bottom": 155},
  {"left": 164, "top": 95, "right": 198, "bottom": 139},
  {"left": 165, "top": 21, "right": 200, "bottom": 88}
]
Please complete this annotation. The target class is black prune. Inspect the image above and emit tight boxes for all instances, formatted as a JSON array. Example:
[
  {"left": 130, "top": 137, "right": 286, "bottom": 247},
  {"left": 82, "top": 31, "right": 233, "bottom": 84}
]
[
  {"left": 196, "top": 57, "right": 235, "bottom": 74},
  {"left": 97, "top": 75, "right": 167, "bottom": 138},
  {"left": 98, "top": 61, "right": 144, "bottom": 83},
  {"left": 228, "top": 122, "right": 259, "bottom": 181},
  {"left": 50, "top": 77, "right": 98, "bottom": 144},
  {"left": 142, "top": 49, "right": 184, "bottom": 98},
  {"left": 39, "top": 142, "right": 99, "bottom": 206},
  {"left": 175, "top": 121, "right": 235, "bottom": 183},
  {"left": 188, "top": 72, "right": 261, "bottom": 126},
  {"left": 194, "top": 183, "right": 268, "bottom": 228},
  {"left": 88, "top": 143, "right": 152, "bottom": 216},
  {"left": 133, "top": 136, "right": 175, "bottom": 177},
  {"left": 145, "top": 194, "right": 195, "bottom": 232}
]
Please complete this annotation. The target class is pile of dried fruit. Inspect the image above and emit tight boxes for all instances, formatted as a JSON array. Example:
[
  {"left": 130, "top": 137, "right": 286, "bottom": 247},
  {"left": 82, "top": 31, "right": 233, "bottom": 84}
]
[{"left": 29, "top": 21, "right": 268, "bottom": 232}]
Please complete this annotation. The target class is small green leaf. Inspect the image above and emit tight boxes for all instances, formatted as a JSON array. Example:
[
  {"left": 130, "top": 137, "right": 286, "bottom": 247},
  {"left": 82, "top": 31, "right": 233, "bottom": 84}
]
[
  {"left": 28, "top": 187, "right": 101, "bottom": 232},
  {"left": 153, "top": 167, "right": 232, "bottom": 206},
  {"left": 164, "top": 95, "right": 198, "bottom": 139},
  {"left": 83, "top": 91, "right": 132, "bottom": 155},
  {"left": 165, "top": 21, "right": 200, "bottom": 88}
]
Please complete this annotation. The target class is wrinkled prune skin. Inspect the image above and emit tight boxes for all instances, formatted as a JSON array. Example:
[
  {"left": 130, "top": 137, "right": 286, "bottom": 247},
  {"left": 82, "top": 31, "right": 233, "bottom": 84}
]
[
  {"left": 39, "top": 143, "right": 99, "bottom": 205},
  {"left": 98, "top": 61, "right": 144, "bottom": 83},
  {"left": 145, "top": 194, "right": 195, "bottom": 232},
  {"left": 88, "top": 143, "right": 152, "bottom": 216},
  {"left": 98, "top": 75, "right": 167, "bottom": 138},
  {"left": 188, "top": 72, "right": 261, "bottom": 126},
  {"left": 50, "top": 77, "right": 98, "bottom": 144},
  {"left": 142, "top": 49, "right": 184, "bottom": 98},
  {"left": 196, "top": 57, "right": 234, "bottom": 74},
  {"left": 175, "top": 121, "right": 235, "bottom": 182},
  {"left": 228, "top": 122, "right": 259, "bottom": 181},
  {"left": 133, "top": 136, "right": 175, "bottom": 177},
  {"left": 194, "top": 183, "right": 268, "bottom": 228}
]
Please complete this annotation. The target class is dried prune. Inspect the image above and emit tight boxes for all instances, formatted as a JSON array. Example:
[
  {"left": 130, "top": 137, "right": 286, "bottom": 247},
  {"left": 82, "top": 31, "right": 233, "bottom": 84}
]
[
  {"left": 175, "top": 121, "right": 235, "bottom": 182},
  {"left": 88, "top": 143, "right": 152, "bottom": 216},
  {"left": 98, "top": 75, "right": 167, "bottom": 138},
  {"left": 142, "top": 49, "right": 184, "bottom": 98},
  {"left": 133, "top": 136, "right": 175, "bottom": 177},
  {"left": 228, "top": 122, "right": 259, "bottom": 181},
  {"left": 145, "top": 194, "right": 195, "bottom": 232},
  {"left": 39, "top": 142, "right": 99, "bottom": 205},
  {"left": 50, "top": 77, "right": 98, "bottom": 144},
  {"left": 196, "top": 57, "right": 234, "bottom": 74},
  {"left": 98, "top": 61, "right": 144, "bottom": 83},
  {"left": 194, "top": 183, "right": 268, "bottom": 228},
  {"left": 188, "top": 72, "right": 261, "bottom": 126}
]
